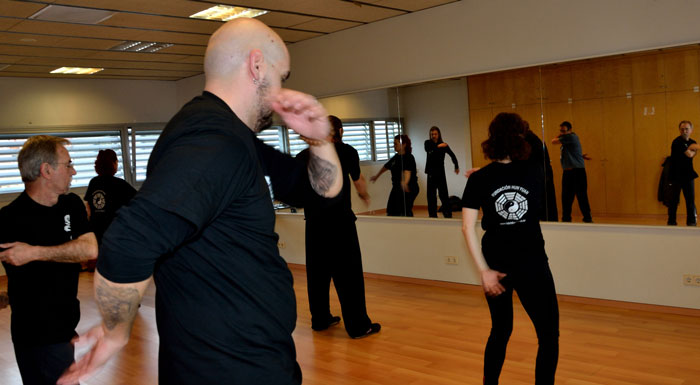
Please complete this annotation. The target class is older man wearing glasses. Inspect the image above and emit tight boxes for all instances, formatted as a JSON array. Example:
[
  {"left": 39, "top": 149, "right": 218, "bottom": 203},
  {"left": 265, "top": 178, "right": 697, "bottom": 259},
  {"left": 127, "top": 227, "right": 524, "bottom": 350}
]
[{"left": 0, "top": 135, "right": 98, "bottom": 385}]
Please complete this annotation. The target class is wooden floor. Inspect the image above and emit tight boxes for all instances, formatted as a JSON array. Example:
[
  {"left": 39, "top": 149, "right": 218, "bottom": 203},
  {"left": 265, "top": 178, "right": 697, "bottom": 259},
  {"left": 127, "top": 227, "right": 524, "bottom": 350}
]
[{"left": 1, "top": 268, "right": 699, "bottom": 385}]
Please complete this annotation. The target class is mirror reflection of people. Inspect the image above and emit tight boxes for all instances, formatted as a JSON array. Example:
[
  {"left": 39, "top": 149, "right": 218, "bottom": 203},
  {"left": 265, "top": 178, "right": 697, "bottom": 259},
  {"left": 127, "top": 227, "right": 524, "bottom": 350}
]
[
  {"left": 424, "top": 126, "right": 459, "bottom": 218},
  {"left": 0, "top": 135, "right": 98, "bottom": 385},
  {"left": 462, "top": 113, "right": 559, "bottom": 385},
  {"left": 58, "top": 18, "right": 342, "bottom": 385},
  {"left": 297, "top": 115, "right": 380, "bottom": 339},
  {"left": 370, "top": 135, "right": 419, "bottom": 216},
  {"left": 667, "top": 120, "right": 699, "bottom": 226},
  {"left": 523, "top": 121, "right": 558, "bottom": 221},
  {"left": 551, "top": 121, "right": 592, "bottom": 223},
  {"left": 83, "top": 149, "right": 136, "bottom": 270}
]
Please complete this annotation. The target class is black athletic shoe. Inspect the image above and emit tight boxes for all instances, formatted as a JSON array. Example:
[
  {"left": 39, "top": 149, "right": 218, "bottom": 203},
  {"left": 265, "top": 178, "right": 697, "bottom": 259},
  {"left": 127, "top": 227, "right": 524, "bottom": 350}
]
[
  {"left": 687, "top": 222, "right": 697, "bottom": 227},
  {"left": 350, "top": 323, "right": 381, "bottom": 339},
  {"left": 311, "top": 316, "right": 341, "bottom": 331}
]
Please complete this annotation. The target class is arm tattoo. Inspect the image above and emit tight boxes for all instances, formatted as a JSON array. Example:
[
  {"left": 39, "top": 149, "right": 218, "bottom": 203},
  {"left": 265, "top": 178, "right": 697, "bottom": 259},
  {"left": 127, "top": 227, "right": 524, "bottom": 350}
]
[
  {"left": 95, "top": 278, "right": 141, "bottom": 333},
  {"left": 308, "top": 152, "right": 338, "bottom": 196}
]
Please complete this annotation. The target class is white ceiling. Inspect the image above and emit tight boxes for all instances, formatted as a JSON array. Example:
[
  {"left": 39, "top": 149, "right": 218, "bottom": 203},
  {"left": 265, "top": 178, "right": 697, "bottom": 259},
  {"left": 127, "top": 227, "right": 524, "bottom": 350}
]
[{"left": 0, "top": 0, "right": 458, "bottom": 81}]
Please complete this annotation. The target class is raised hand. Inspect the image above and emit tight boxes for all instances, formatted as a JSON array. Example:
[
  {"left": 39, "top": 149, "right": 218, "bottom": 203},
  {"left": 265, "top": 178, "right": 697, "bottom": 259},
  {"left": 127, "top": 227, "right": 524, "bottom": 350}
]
[{"left": 269, "top": 89, "right": 330, "bottom": 140}]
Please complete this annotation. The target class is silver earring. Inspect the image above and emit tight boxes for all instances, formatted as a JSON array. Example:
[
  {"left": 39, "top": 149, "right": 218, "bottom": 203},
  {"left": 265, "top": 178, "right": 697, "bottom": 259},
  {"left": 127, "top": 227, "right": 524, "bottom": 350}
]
[{"left": 253, "top": 79, "right": 259, "bottom": 86}]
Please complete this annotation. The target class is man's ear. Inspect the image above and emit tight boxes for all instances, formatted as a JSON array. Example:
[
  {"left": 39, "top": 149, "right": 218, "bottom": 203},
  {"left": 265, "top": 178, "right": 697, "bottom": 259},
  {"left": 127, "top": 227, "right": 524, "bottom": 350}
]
[
  {"left": 248, "top": 49, "right": 264, "bottom": 83},
  {"left": 39, "top": 162, "right": 53, "bottom": 179}
]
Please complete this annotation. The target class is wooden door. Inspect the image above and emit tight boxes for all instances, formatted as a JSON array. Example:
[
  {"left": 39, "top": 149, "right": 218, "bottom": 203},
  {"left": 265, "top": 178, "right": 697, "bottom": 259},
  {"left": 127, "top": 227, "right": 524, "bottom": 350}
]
[
  {"left": 572, "top": 99, "right": 607, "bottom": 216},
  {"left": 633, "top": 93, "right": 668, "bottom": 214},
  {"left": 543, "top": 102, "right": 574, "bottom": 218},
  {"left": 601, "top": 97, "right": 636, "bottom": 214}
]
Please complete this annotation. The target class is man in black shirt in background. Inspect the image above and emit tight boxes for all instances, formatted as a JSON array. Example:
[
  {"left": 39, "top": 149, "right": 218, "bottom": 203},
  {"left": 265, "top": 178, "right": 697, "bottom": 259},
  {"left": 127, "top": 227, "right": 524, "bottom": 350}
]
[
  {"left": 59, "top": 18, "right": 342, "bottom": 385},
  {"left": 0, "top": 135, "right": 98, "bottom": 385},
  {"left": 668, "top": 120, "right": 700, "bottom": 226},
  {"left": 298, "top": 115, "right": 380, "bottom": 339}
]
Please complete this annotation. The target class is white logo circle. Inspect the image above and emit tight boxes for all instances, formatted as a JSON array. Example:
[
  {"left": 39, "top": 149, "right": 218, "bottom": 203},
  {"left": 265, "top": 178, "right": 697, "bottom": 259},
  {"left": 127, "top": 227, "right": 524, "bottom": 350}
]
[{"left": 92, "top": 190, "right": 106, "bottom": 210}]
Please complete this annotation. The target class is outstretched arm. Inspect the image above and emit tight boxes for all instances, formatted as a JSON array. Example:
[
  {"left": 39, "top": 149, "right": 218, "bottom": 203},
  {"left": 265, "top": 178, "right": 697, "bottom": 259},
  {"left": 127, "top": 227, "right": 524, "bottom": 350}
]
[
  {"left": 353, "top": 174, "right": 371, "bottom": 206},
  {"left": 270, "top": 89, "right": 341, "bottom": 198},
  {"left": 0, "top": 232, "right": 97, "bottom": 266},
  {"left": 58, "top": 271, "right": 151, "bottom": 384},
  {"left": 445, "top": 144, "right": 460, "bottom": 173},
  {"left": 370, "top": 167, "right": 388, "bottom": 183}
]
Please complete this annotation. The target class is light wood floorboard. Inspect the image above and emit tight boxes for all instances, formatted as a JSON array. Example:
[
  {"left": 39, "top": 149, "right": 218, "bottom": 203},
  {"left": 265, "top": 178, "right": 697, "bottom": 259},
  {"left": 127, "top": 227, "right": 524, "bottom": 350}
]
[{"left": 0, "top": 268, "right": 698, "bottom": 384}]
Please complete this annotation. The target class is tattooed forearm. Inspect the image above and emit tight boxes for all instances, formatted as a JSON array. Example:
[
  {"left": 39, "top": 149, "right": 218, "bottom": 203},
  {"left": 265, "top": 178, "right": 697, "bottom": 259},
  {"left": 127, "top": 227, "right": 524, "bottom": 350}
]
[
  {"left": 95, "top": 277, "right": 141, "bottom": 333},
  {"left": 308, "top": 152, "right": 338, "bottom": 196}
]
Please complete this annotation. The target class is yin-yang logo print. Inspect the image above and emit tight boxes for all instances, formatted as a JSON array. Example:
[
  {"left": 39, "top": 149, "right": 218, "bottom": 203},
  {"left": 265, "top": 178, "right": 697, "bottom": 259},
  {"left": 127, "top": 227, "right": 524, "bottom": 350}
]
[{"left": 494, "top": 191, "right": 528, "bottom": 220}]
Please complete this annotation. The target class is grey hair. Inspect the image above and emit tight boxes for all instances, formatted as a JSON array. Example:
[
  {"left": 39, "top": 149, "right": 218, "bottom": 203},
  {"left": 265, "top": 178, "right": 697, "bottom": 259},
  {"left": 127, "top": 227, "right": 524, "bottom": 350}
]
[{"left": 18, "top": 135, "right": 70, "bottom": 182}]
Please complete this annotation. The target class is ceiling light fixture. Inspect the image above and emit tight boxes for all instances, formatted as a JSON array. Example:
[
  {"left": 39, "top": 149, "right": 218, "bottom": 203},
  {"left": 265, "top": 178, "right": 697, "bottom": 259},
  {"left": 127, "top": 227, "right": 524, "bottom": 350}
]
[
  {"left": 50, "top": 67, "right": 104, "bottom": 75},
  {"left": 109, "top": 41, "right": 174, "bottom": 53},
  {"left": 189, "top": 5, "right": 268, "bottom": 21}
]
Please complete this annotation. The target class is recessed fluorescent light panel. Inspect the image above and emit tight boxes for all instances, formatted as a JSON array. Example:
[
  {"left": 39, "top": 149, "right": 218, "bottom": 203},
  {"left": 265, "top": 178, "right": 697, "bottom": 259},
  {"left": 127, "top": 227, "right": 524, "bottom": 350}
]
[
  {"left": 50, "top": 67, "right": 104, "bottom": 75},
  {"left": 110, "top": 41, "right": 174, "bottom": 53},
  {"left": 29, "top": 5, "right": 114, "bottom": 24},
  {"left": 190, "top": 5, "right": 268, "bottom": 21}
]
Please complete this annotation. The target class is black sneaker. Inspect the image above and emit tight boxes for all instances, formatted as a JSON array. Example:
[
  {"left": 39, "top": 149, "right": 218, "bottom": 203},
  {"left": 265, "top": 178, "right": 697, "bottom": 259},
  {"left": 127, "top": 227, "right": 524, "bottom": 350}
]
[
  {"left": 311, "top": 316, "right": 341, "bottom": 331},
  {"left": 350, "top": 323, "right": 381, "bottom": 339},
  {"left": 687, "top": 222, "right": 697, "bottom": 227}
]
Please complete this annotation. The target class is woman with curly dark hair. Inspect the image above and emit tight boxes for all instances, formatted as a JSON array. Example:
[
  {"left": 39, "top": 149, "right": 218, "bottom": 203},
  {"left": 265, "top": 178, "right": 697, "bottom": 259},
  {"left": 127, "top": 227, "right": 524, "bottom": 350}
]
[
  {"left": 370, "top": 134, "right": 419, "bottom": 216},
  {"left": 461, "top": 112, "right": 559, "bottom": 384}
]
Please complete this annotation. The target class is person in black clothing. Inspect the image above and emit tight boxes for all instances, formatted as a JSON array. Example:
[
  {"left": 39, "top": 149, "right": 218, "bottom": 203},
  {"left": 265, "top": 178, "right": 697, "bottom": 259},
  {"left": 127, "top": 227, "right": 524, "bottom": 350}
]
[
  {"left": 668, "top": 120, "right": 699, "bottom": 226},
  {"left": 58, "top": 18, "right": 342, "bottom": 385},
  {"left": 297, "top": 115, "right": 381, "bottom": 339},
  {"left": 462, "top": 112, "right": 559, "bottom": 385},
  {"left": 0, "top": 135, "right": 98, "bottom": 385},
  {"left": 370, "top": 134, "right": 419, "bottom": 216},
  {"left": 424, "top": 126, "right": 459, "bottom": 218},
  {"left": 84, "top": 149, "right": 136, "bottom": 244},
  {"left": 523, "top": 121, "right": 558, "bottom": 221}
]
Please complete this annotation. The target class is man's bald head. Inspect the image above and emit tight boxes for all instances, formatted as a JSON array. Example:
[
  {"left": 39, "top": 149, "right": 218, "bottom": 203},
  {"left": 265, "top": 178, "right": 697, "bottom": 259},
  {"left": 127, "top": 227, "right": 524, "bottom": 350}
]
[{"left": 204, "top": 18, "right": 288, "bottom": 84}]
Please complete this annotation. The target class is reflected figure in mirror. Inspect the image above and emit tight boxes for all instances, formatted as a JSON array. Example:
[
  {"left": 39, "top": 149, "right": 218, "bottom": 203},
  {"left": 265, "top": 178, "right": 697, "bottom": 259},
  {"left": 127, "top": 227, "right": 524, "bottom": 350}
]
[
  {"left": 462, "top": 112, "right": 559, "bottom": 385},
  {"left": 667, "top": 120, "right": 699, "bottom": 226},
  {"left": 297, "top": 115, "right": 381, "bottom": 339},
  {"left": 424, "top": 126, "right": 459, "bottom": 218},
  {"left": 551, "top": 121, "right": 592, "bottom": 223},
  {"left": 370, "top": 135, "right": 419, "bottom": 216},
  {"left": 524, "top": 121, "right": 557, "bottom": 221}
]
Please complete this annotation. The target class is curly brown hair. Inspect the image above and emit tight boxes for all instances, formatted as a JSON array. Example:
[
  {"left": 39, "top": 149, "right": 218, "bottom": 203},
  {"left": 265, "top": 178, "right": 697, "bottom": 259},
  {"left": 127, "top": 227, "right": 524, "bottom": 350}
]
[{"left": 481, "top": 112, "right": 531, "bottom": 161}]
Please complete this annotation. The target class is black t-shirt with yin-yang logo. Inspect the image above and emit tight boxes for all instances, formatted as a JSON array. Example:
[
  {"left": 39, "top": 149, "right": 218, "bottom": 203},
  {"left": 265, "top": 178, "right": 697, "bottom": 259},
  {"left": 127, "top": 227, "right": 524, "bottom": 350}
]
[{"left": 462, "top": 161, "right": 547, "bottom": 270}]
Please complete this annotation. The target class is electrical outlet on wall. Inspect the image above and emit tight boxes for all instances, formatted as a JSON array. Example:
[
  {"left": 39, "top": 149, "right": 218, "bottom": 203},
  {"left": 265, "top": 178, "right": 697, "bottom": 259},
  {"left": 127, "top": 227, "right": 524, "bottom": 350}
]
[
  {"left": 694, "top": 275, "right": 700, "bottom": 286},
  {"left": 683, "top": 275, "right": 694, "bottom": 285},
  {"left": 445, "top": 256, "right": 458, "bottom": 265},
  {"left": 277, "top": 241, "right": 285, "bottom": 249}
]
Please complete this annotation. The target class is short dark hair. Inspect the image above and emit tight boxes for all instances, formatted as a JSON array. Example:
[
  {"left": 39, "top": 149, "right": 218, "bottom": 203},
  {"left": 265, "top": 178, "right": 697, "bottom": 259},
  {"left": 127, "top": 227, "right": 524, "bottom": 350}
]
[
  {"left": 481, "top": 112, "right": 530, "bottom": 161},
  {"left": 429, "top": 126, "right": 443, "bottom": 143},
  {"left": 329, "top": 115, "right": 343, "bottom": 142},
  {"left": 95, "top": 149, "right": 118, "bottom": 176},
  {"left": 679, "top": 120, "right": 693, "bottom": 129},
  {"left": 395, "top": 134, "right": 412, "bottom": 155},
  {"left": 560, "top": 121, "right": 572, "bottom": 130}
]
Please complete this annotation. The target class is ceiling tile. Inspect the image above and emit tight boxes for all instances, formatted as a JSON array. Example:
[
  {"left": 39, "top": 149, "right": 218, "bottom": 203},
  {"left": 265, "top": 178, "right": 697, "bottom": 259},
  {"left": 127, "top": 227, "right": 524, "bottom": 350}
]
[
  {"left": 100, "top": 12, "right": 220, "bottom": 35},
  {"left": 290, "top": 18, "right": 361, "bottom": 33},
  {"left": 257, "top": 12, "right": 315, "bottom": 28},
  {"left": 369, "top": 0, "right": 457, "bottom": 12},
  {"left": 217, "top": 0, "right": 405, "bottom": 23},
  {"left": 0, "top": 0, "right": 47, "bottom": 18},
  {"left": 272, "top": 28, "right": 322, "bottom": 43}
]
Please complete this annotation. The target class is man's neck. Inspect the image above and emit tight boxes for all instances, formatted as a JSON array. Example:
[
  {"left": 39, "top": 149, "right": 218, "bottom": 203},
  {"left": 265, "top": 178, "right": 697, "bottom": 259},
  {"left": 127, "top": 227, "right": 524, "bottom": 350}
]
[{"left": 25, "top": 183, "right": 59, "bottom": 207}]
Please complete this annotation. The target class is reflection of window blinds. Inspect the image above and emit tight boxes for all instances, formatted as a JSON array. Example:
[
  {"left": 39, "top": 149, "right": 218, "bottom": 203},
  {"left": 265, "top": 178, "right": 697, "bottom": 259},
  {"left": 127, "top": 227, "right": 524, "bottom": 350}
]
[
  {"left": 128, "top": 129, "right": 160, "bottom": 182},
  {"left": 256, "top": 126, "right": 284, "bottom": 151},
  {"left": 0, "top": 131, "right": 123, "bottom": 194},
  {"left": 373, "top": 120, "right": 399, "bottom": 161},
  {"left": 342, "top": 122, "right": 372, "bottom": 161}
]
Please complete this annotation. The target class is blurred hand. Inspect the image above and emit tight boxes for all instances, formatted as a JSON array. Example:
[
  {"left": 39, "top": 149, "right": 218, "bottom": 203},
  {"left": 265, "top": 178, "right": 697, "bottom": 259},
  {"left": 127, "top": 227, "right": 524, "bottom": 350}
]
[
  {"left": 269, "top": 89, "right": 329, "bottom": 140},
  {"left": 0, "top": 242, "right": 37, "bottom": 266},
  {"left": 481, "top": 269, "right": 507, "bottom": 297}
]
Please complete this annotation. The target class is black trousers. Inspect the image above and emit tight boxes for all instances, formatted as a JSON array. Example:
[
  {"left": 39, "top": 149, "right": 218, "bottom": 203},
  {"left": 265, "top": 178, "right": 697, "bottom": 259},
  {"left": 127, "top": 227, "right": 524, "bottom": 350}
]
[
  {"left": 386, "top": 184, "right": 418, "bottom": 217},
  {"left": 667, "top": 179, "right": 697, "bottom": 225},
  {"left": 483, "top": 264, "right": 559, "bottom": 385},
  {"left": 305, "top": 218, "right": 372, "bottom": 337},
  {"left": 561, "top": 168, "right": 592, "bottom": 222},
  {"left": 14, "top": 341, "right": 74, "bottom": 385},
  {"left": 426, "top": 173, "right": 452, "bottom": 218}
]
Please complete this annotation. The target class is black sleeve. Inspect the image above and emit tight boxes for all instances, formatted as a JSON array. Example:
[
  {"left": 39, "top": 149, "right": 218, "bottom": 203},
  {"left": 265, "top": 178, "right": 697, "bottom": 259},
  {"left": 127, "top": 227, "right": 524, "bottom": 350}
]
[
  {"left": 406, "top": 154, "right": 417, "bottom": 173},
  {"left": 254, "top": 136, "right": 313, "bottom": 208},
  {"left": 84, "top": 178, "right": 95, "bottom": 202},
  {"left": 97, "top": 198, "right": 195, "bottom": 283},
  {"left": 347, "top": 145, "right": 361, "bottom": 182},
  {"left": 445, "top": 145, "right": 459, "bottom": 170},
  {"left": 68, "top": 193, "right": 90, "bottom": 237},
  {"left": 461, "top": 171, "right": 482, "bottom": 210}
]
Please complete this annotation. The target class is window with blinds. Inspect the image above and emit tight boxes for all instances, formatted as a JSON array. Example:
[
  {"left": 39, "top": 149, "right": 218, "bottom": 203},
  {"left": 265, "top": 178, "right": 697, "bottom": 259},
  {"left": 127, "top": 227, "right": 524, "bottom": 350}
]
[
  {"left": 127, "top": 129, "right": 160, "bottom": 182},
  {"left": 0, "top": 132, "right": 125, "bottom": 194},
  {"left": 256, "top": 126, "right": 285, "bottom": 151},
  {"left": 342, "top": 122, "right": 372, "bottom": 161},
  {"left": 373, "top": 120, "right": 399, "bottom": 161}
]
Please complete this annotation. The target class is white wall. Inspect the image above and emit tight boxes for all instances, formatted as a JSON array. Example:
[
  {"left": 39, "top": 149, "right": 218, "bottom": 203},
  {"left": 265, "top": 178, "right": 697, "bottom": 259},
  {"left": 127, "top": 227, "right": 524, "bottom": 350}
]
[
  {"left": 175, "top": 74, "right": 205, "bottom": 108},
  {"left": 275, "top": 214, "right": 700, "bottom": 310},
  {"left": 399, "top": 78, "right": 470, "bottom": 206},
  {"left": 286, "top": 0, "right": 700, "bottom": 97},
  {"left": 0, "top": 77, "right": 177, "bottom": 130}
]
